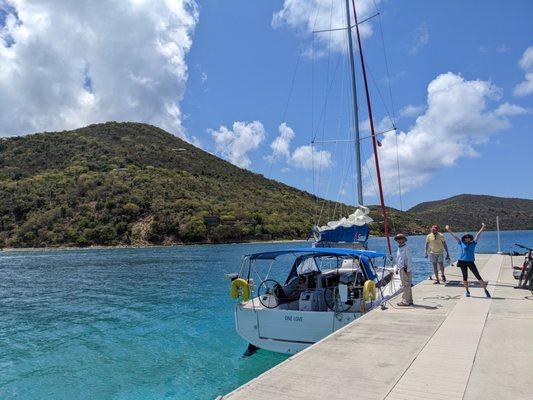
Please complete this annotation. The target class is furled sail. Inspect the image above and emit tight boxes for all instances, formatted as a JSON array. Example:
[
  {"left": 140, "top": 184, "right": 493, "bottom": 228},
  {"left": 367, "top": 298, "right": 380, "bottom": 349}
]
[{"left": 312, "top": 206, "right": 373, "bottom": 248}]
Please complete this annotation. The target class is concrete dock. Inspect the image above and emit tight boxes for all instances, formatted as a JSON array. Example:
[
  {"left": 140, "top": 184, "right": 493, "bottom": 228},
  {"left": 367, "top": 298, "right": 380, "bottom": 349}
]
[{"left": 222, "top": 254, "right": 533, "bottom": 400}]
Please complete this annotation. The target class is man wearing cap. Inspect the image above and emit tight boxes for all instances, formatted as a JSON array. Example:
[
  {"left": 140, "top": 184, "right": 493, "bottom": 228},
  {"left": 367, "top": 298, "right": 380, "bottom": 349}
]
[
  {"left": 394, "top": 233, "right": 413, "bottom": 306},
  {"left": 425, "top": 225, "right": 450, "bottom": 284}
]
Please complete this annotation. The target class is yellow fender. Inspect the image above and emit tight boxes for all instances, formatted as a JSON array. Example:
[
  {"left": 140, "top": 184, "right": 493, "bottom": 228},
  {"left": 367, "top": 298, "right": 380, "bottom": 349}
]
[
  {"left": 363, "top": 280, "right": 376, "bottom": 301},
  {"left": 230, "top": 278, "right": 251, "bottom": 302}
]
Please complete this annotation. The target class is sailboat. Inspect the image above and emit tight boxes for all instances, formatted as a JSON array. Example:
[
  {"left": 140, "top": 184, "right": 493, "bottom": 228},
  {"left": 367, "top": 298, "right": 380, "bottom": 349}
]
[{"left": 229, "top": 0, "right": 401, "bottom": 355}]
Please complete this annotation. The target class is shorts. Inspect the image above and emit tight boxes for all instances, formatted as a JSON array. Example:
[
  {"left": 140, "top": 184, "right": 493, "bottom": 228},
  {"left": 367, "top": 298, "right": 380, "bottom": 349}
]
[{"left": 429, "top": 253, "right": 444, "bottom": 263}]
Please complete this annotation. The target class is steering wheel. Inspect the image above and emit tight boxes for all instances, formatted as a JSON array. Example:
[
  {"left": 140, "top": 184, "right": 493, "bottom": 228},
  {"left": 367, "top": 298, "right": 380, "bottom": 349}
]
[
  {"left": 258, "top": 279, "right": 282, "bottom": 309},
  {"left": 324, "top": 286, "right": 352, "bottom": 312}
]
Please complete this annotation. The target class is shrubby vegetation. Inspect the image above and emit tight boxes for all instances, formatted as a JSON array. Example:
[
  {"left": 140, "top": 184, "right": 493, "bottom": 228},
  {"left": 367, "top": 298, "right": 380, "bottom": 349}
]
[
  {"left": 0, "top": 122, "right": 391, "bottom": 248},
  {"left": 408, "top": 194, "right": 533, "bottom": 231},
  {"left": 1, "top": 122, "right": 528, "bottom": 248}
]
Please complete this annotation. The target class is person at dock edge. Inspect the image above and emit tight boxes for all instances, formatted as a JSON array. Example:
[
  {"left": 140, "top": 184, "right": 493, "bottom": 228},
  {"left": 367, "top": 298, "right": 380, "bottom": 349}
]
[
  {"left": 445, "top": 223, "right": 491, "bottom": 298},
  {"left": 425, "top": 224, "right": 450, "bottom": 284},
  {"left": 394, "top": 233, "right": 413, "bottom": 306}
]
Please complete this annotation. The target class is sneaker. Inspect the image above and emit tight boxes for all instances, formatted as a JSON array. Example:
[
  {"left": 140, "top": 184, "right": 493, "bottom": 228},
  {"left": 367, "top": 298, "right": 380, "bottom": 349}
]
[
  {"left": 465, "top": 291, "right": 471, "bottom": 297},
  {"left": 485, "top": 290, "right": 491, "bottom": 298},
  {"left": 433, "top": 280, "right": 440, "bottom": 284}
]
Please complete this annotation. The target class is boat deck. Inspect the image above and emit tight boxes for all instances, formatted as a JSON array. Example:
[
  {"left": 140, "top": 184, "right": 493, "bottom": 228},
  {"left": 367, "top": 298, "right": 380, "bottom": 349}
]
[{"left": 221, "top": 254, "right": 533, "bottom": 400}]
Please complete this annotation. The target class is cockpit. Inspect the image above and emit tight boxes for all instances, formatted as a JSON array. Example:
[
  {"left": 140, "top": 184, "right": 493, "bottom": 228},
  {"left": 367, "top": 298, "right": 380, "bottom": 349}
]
[{"left": 237, "top": 248, "right": 386, "bottom": 313}]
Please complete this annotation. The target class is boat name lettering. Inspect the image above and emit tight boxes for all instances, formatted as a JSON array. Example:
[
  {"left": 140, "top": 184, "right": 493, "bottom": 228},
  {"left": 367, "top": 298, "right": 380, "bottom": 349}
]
[{"left": 285, "top": 315, "right": 303, "bottom": 322}]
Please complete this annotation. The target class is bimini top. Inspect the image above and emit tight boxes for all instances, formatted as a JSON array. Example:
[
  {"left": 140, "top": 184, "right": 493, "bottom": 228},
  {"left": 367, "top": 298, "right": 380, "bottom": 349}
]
[{"left": 247, "top": 247, "right": 385, "bottom": 260}]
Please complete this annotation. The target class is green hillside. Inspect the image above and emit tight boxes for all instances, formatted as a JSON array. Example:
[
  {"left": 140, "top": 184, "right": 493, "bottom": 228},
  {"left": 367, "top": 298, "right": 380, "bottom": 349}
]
[
  {"left": 408, "top": 194, "right": 533, "bottom": 231},
  {"left": 0, "top": 122, "right": 397, "bottom": 248},
  {"left": 0, "top": 123, "right": 529, "bottom": 248}
]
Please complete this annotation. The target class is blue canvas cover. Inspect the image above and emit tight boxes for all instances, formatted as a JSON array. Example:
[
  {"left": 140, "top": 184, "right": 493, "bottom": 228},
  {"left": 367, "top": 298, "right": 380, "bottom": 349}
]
[{"left": 316, "top": 224, "right": 370, "bottom": 245}]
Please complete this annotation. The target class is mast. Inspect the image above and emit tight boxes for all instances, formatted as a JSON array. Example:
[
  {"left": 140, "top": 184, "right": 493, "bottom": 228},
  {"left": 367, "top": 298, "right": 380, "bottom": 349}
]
[
  {"left": 344, "top": 0, "right": 364, "bottom": 206},
  {"left": 351, "top": 0, "right": 393, "bottom": 255}
]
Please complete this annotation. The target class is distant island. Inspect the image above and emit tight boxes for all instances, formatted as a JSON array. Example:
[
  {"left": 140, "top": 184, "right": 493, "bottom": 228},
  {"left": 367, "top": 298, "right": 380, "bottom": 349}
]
[{"left": 0, "top": 122, "right": 531, "bottom": 248}]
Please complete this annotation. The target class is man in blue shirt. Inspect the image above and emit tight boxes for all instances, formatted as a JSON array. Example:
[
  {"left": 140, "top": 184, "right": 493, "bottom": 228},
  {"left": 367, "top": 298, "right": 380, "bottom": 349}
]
[{"left": 445, "top": 223, "right": 491, "bottom": 298}]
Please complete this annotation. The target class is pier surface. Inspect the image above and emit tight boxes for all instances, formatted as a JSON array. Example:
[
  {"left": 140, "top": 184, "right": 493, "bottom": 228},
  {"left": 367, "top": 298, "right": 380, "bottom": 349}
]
[{"left": 222, "top": 254, "right": 533, "bottom": 400}]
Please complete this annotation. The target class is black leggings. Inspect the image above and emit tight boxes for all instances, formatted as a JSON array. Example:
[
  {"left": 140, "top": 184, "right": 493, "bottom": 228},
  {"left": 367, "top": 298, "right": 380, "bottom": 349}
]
[{"left": 457, "top": 260, "right": 483, "bottom": 281}]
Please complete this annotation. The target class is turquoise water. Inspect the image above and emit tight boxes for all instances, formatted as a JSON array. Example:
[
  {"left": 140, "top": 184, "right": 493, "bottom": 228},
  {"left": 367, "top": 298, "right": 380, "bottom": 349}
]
[{"left": 1, "top": 230, "right": 532, "bottom": 399}]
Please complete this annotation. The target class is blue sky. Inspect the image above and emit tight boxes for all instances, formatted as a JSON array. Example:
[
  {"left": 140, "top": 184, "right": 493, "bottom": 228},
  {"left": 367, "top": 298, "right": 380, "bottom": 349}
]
[
  {"left": 1, "top": 0, "right": 532, "bottom": 210},
  {"left": 181, "top": 0, "right": 533, "bottom": 209}
]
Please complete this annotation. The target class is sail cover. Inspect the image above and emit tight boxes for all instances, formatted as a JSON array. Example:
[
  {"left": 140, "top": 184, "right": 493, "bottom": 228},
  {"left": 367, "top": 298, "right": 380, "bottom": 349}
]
[{"left": 313, "top": 206, "right": 373, "bottom": 246}]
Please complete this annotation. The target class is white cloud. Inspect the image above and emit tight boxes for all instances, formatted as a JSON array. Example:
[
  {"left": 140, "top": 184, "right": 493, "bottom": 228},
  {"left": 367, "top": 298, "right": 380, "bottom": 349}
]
[
  {"left": 290, "top": 145, "right": 332, "bottom": 170},
  {"left": 409, "top": 22, "right": 429, "bottom": 55},
  {"left": 267, "top": 122, "right": 332, "bottom": 170},
  {"left": 400, "top": 104, "right": 426, "bottom": 118},
  {"left": 494, "top": 102, "right": 528, "bottom": 116},
  {"left": 364, "top": 72, "right": 514, "bottom": 195},
  {"left": 514, "top": 46, "right": 533, "bottom": 97},
  {"left": 0, "top": 0, "right": 198, "bottom": 138},
  {"left": 272, "top": 0, "right": 379, "bottom": 55},
  {"left": 210, "top": 121, "right": 266, "bottom": 169},
  {"left": 268, "top": 122, "right": 295, "bottom": 161},
  {"left": 518, "top": 46, "right": 533, "bottom": 70}
]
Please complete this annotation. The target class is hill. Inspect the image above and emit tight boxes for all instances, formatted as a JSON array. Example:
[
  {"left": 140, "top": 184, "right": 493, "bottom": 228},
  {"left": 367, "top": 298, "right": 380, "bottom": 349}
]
[
  {"left": 0, "top": 123, "right": 530, "bottom": 248},
  {"left": 408, "top": 194, "right": 533, "bottom": 231},
  {"left": 0, "top": 122, "right": 416, "bottom": 248}
]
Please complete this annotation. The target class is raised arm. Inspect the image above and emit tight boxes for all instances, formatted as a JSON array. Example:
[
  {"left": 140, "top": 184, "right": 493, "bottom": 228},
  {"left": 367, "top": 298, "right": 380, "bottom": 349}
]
[
  {"left": 474, "top": 223, "right": 485, "bottom": 242},
  {"left": 445, "top": 225, "right": 460, "bottom": 243}
]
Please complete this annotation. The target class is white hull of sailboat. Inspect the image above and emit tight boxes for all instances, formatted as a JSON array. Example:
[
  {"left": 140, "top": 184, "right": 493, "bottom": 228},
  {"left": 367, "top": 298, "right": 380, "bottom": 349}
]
[
  {"left": 235, "top": 302, "right": 359, "bottom": 354},
  {"left": 235, "top": 273, "right": 401, "bottom": 355}
]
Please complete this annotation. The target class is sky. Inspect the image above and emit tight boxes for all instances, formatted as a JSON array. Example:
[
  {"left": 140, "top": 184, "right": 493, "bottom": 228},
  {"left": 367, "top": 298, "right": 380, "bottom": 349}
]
[{"left": 1, "top": 0, "right": 532, "bottom": 211}]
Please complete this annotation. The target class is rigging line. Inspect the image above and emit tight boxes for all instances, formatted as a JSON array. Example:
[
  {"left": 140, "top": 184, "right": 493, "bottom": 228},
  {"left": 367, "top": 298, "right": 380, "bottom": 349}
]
[
  {"left": 313, "top": 128, "right": 395, "bottom": 143},
  {"left": 321, "top": 13, "right": 351, "bottom": 223},
  {"left": 315, "top": 131, "right": 339, "bottom": 227},
  {"left": 373, "top": 0, "right": 397, "bottom": 124},
  {"left": 361, "top": 147, "right": 379, "bottom": 201},
  {"left": 372, "top": 0, "right": 403, "bottom": 210},
  {"left": 317, "top": 0, "right": 335, "bottom": 151},
  {"left": 315, "top": 0, "right": 335, "bottom": 211},
  {"left": 312, "top": 34, "right": 316, "bottom": 213},
  {"left": 361, "top": 145, "right": 396, "bottom": 235},
  {"left": 352, "top": 0, "right": 392, "bottom": 255},
  {"left": 343, "top": 34, "right": 357, "bottom": 210},
  {"left": 311, "top": 53, "right": 343, "bottom": 142},
  {"left": 322, "top": 137, "right": 339, "bottom": 225},
  {"left": 328, "top": 105, "right": 346, "bottom": 220},
  {"left": 312, "top": 12, "right": 380, "bottom": 34},
  {"left": 365, "top": 63, "right": 394, "bottom": 128},
  {"left": 315, "top": 0, "right": 340, "bottom": 225},
  {"left": 316, "top": 156, "right": 331, "bottom": 226},
  {"left": 332, "top": 133, "right": 352, "bottom": 219},
  {"left": 267, "top": 50, "right": 304, "bottom": 178},
  {"left": 338, "top": 50, "right": 355, "bottom": 219},
  {"left": 325, "top": 41, "right": 348, "bottom": 222},
  {"left": 315, "top": 107, "right": 343, "bottom": 227},
  {"left": 281, "top": 51, "right": 303, "bottom": 123},
  {"left": 311, "top": 4, "right": 322, "bottom": 215},
  {"left": 394, "top": 130, "right": 403, "bottom": 211}
]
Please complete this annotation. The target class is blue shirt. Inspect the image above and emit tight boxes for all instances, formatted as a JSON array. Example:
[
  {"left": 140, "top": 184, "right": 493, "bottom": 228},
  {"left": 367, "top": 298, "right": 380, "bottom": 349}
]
[{"left": 459, "top": 240, "right": 477, "bottom": 261}]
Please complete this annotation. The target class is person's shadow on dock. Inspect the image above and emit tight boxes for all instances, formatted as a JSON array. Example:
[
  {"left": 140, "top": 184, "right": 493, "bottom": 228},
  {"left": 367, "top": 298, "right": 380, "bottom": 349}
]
[{"left": 410, "top": 304, "right": 439, "bottom": 310}]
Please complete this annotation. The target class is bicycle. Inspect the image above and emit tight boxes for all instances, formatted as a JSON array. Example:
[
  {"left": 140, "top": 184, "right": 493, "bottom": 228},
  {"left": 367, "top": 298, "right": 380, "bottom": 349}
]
[{"left": 513, "top": 243, "right": 533, "bottom": 294}]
